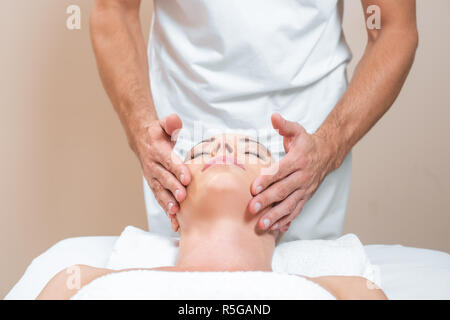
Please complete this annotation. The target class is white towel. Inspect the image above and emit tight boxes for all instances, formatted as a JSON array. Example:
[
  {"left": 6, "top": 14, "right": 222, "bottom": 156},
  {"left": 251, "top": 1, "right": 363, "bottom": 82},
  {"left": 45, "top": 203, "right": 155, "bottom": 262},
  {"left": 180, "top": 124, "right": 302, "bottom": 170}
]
[
  {"left": 71, "top": 270, "right": 336, "bottom": 300},
  {"left": 107, "top": 226, "right": 380, "bottom": 286}
]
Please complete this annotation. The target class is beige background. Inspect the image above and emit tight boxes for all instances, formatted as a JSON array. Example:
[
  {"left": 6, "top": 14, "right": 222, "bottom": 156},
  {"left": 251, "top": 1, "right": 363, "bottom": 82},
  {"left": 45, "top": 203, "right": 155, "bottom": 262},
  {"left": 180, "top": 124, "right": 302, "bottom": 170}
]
[{"left": 1, "top": 0, "right": 449, "bottom": 298}]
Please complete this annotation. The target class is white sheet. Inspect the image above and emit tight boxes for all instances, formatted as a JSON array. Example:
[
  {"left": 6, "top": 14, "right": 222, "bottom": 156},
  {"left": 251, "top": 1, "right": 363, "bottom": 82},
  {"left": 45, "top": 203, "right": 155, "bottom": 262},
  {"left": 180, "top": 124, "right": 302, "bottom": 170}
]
[
  {"left": 71, "top": 270, "right": 335, "bottom": 300},
  {"left": 364, "top": 244, "right": 450, "bottom": 299},
  {"left": 4, "top": 236, "right": 450, "bottom": 300}
]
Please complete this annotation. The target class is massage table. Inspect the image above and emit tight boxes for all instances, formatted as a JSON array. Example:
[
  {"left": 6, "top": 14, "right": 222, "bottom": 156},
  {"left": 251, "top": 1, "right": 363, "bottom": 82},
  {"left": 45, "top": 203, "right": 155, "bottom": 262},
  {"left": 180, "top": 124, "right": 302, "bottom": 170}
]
[{"left": 5, "top": 235, "right": 450, "bottom": 300}]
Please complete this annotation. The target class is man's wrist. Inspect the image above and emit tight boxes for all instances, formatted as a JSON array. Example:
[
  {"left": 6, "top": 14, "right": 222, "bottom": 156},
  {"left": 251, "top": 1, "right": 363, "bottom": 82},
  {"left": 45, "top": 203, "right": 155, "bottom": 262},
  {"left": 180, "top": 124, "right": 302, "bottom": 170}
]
[
  {"left": 119, "top": 101, "right": 159, "bottom": 154},
  {"left": 313, "top": 125, "right": 347, "bottom": 174}
]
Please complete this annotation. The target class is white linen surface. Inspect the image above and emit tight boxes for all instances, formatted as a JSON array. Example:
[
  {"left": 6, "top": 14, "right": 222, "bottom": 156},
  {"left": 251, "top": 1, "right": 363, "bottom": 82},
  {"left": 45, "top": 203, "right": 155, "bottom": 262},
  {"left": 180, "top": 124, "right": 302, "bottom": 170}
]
[
  {"left": 71, "top": 270, "right": 335, "bottom": 300},
  {"left": 364, "top": 244, "right": 450, "bottom": 300},
  {"left": 5, "top": 230, "right": 450, "bottom": 299}
]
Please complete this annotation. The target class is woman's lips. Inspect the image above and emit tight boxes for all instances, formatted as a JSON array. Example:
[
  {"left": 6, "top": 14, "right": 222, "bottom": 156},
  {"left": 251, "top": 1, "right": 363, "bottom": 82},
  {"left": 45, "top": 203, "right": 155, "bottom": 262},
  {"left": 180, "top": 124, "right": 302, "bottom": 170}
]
[{"left": 202, "top": 155, "right": 245, "bottom": 172}]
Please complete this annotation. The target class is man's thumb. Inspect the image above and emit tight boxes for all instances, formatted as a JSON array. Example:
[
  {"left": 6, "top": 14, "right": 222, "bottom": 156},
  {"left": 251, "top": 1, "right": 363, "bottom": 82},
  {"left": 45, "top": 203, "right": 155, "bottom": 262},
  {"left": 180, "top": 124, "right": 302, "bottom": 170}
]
[
  {"left": 160, "top": 113, "right": 183, "bottom": 137},
  {"left": 271, "top": 113, "right": 304, "bottom": 137}
]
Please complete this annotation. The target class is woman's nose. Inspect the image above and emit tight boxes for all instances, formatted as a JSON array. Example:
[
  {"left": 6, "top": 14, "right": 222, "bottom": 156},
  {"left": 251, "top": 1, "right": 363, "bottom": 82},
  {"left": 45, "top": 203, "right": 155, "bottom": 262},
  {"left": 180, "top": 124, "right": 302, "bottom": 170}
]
[{"left": 210, "top": 140, "right": 234, "bottom": 157}]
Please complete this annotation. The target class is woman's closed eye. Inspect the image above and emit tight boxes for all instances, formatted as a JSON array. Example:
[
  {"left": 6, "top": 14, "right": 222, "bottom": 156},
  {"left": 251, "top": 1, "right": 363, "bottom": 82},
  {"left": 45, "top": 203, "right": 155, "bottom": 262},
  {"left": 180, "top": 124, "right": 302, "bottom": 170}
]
[
  {"left": 245, "top": 151, "right": 264, "bottom": 160},
  {"left": 191, "top": 151, "right": 263, "bottom": 160},
  {"left": 190, "top": 151, "right": 210, "bottom": 160}
]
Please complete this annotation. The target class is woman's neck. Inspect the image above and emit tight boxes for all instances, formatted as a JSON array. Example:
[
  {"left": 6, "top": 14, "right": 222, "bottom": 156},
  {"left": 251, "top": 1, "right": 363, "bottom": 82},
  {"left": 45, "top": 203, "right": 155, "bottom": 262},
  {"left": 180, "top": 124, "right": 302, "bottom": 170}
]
[{"left": 176, "top": 220, "right": 275, "bottom": 272}]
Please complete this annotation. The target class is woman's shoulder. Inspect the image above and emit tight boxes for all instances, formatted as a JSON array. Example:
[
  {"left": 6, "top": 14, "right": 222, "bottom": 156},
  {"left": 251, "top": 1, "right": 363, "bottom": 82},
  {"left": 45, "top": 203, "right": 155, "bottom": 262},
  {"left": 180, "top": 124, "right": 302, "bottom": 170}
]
[
  {"left": 305, "top": 275, "right": 387, "bottom": 300},
  {"left": 36, "top": 265, "right": 179, "bottom": 299},
  {"left": 36, "top": 264, "right": 114, "bottom": 300}
]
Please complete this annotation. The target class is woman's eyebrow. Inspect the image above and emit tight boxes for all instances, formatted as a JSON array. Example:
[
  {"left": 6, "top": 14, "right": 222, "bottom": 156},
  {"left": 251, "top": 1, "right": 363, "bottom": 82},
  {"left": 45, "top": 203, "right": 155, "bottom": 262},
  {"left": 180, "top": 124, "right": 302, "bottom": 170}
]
[
  {"left": 239, "top": 137, "right": 271, "bottom": 155},
  {"left": 193, "top": 136, "right": 215, "bottom": 148}
]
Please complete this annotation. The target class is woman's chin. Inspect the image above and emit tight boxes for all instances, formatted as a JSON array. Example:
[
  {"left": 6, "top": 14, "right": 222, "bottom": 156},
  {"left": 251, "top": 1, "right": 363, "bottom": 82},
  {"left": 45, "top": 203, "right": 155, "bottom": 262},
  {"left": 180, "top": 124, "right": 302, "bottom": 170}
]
[
  {"left": 179, "top": 164, "right": 258, "bottom": 226},
  {"left": 182, "top": 163, "right": 258, "bottom": 215},
  {"left": 202, "top": 167, "right": 249, "bottom": 192}
]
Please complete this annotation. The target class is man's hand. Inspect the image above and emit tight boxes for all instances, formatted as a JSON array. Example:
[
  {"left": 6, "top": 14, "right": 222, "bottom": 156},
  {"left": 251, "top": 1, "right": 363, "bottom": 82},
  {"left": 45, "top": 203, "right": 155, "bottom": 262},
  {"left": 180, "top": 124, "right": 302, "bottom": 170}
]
[
  {"left": 248, "top": 113, "right": 336, "bottom": 232},
  {"left": 134, "top": 114, "right": 190, "bottom": 228}
]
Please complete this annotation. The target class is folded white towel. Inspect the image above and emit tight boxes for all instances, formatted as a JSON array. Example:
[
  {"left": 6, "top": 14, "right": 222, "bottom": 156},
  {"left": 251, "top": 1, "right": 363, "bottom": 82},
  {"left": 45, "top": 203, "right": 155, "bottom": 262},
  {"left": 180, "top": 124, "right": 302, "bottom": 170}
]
[
  {"left": 107, "top": 226, "right": 380, "bottom": 285},
  {"left": 71, "top": 270, "right": 336, "bottom": 300},
  {"left": 273, "top": 234, "right": 379, "bottom": 282}
]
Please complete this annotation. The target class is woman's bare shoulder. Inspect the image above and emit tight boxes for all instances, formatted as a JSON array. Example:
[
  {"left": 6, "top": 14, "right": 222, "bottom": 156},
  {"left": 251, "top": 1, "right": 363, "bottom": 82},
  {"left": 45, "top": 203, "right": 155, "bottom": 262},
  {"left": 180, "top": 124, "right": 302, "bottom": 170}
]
[
  {"left": 303, "top": 275, "right": 387, "bottom": 300},
  {"left": 36, "top": 264, "right": 115, "bottom": 300},
  {"left": 36, "top": 265, "right": 178, "bottom": 300}
]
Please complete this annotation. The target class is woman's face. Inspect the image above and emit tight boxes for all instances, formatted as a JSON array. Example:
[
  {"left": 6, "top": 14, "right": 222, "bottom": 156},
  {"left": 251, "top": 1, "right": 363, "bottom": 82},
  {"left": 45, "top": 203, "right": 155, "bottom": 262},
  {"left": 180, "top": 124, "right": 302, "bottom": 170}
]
[{"left": 176, "top": 134, "right": 273, "bottom": 232}]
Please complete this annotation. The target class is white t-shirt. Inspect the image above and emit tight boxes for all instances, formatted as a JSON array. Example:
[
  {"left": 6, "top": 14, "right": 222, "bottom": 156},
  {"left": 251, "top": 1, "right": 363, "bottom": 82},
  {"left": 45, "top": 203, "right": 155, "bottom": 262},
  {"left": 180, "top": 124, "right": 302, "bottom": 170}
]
[{"left": 144, "top": 0, "right": 353, "bottom": 241}]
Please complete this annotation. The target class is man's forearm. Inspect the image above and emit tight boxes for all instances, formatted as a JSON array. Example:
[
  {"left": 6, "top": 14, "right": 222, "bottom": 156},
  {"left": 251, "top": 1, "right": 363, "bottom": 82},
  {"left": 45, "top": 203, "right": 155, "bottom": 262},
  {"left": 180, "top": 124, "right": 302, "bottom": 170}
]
[
  {"left": 90, "top": 1, "right": 191, "bottom": 219},
  {"left": 316, "top": 26, "right": 418, "bottom": 172},
  {"left": 90, "top": 1, "right": 156, "bottom": 153}
]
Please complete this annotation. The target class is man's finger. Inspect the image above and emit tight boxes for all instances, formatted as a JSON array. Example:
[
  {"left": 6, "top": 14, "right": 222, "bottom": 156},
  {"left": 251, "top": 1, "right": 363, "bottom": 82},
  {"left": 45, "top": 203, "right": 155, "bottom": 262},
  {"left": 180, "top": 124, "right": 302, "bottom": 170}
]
[
  {"left": 280, "top": 222, "right": 291, "bottom": 233},
  {"left": 170, "top": 216, "right": 179, "bottom": 232},
  {"left": 148, "top": 178, "right": 179, "bottom": 215},
  {"left": 153, "top": 163, "right": 186, "bottom": 203},
  {"left": 271, "top": 113, "right": 305, "bottom": 137},
  {"left": 248, "top": 170, "right": 302, "bottom": 214},
  {"left": 251, "top": 154, "right": 294, "bottom": 196},
  {"left": 257, "top": 189, "right": 303, "bottom": 230},
  {"left": 157, "top": 143, "right": 191, "bottom": 186},
  {"left": 270, "top": 198, "right": 306, "bottom": 231}
]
